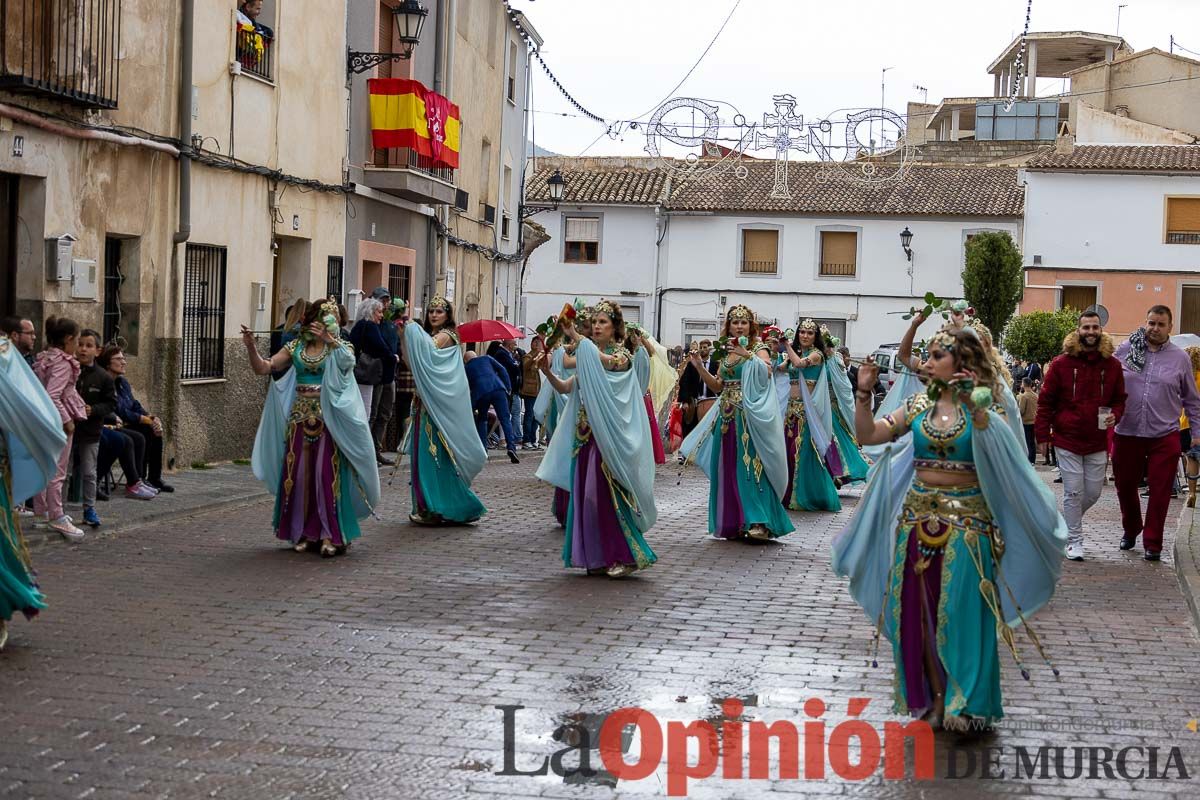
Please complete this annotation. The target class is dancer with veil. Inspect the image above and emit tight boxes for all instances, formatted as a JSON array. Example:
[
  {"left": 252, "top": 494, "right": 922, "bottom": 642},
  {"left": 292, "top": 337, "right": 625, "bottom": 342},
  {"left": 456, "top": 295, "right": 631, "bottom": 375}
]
[
  {"left": 680, "top": 304, "right": 794, "bottom": 541},
  {"left": 403, "top": 296, "right": 488, "bottom": 526},
  {"left": 245, "top": 298, "right": 381, "bottom": 557},
  {"left": 536, "top": 301, "right": 657, "bottom": 577},
  {"left": 778, "top": 319, "right": 841, "bottom": 512},
  {"left": 832, "top": 327, "right": 1066, "bottom": 731},
  {"left": 0, "top": 333, "right": 66, "bottom": 649},
  {"left": 821, "top": 326, "right": 871, "bottom": 485},
  {"left": 533, "top": 308, "right": 591, "bottom": 526},
  {"left": 629, "top": 325, "right": 671, "bottom": 465}
]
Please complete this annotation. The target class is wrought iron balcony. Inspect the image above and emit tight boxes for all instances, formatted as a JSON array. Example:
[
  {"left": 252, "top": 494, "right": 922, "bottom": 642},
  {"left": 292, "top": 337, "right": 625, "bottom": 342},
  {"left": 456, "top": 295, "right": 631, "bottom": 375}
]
[
  {"left": 741, "top": 259, "right": 778, "bottom": 275},
  {"left": 363, "top": 146, "right": 456, "bottom": 205},
  {"left": 0, "top": 0, "right": 122, "bottom": 109}
]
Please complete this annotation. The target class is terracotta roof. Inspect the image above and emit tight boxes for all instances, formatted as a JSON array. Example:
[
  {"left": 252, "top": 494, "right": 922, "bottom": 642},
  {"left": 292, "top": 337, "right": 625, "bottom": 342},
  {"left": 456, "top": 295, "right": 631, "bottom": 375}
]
[
  {"left": 1025, "top": 145, "right": 1200, "bottom": 172},
  {"left": 527, "top": 158, "right": 1024, "bottom": 217},
  {"left": 526, "top": 162, "right": 668, "bottom": 205},
  {"left": 667, "top": 161, "right": 1023, "bottom": 216}
]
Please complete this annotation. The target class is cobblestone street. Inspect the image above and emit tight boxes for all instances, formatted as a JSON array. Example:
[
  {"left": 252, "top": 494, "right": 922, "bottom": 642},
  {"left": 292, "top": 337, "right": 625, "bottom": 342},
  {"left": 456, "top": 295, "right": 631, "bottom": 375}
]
[{"left": 2, "top": 457, "right": 1199, "bottom": 799}]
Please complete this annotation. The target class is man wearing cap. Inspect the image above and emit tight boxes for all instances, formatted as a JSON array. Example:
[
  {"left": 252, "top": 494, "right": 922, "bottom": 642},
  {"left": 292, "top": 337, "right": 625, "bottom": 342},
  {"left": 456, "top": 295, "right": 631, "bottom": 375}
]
[{"left": 368, "top": 287, "right": 401, "bottom": 465}]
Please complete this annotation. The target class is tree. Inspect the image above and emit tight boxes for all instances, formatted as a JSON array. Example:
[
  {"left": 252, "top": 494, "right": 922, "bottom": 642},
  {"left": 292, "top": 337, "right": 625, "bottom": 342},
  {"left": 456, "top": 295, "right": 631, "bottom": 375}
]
[
  {"left": 962, "top": 232, "right": 1024, "bottom": 337},
  {"left": 1002, "top": 308, "right": 1080, "bottom": 368}
]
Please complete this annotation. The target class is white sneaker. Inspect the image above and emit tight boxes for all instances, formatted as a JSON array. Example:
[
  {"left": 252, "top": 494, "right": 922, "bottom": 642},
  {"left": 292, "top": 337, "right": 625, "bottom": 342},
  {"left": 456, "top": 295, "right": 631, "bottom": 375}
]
[
  {"left": 49, "top": 515, "right": 85, "bottom": 541},
  {"left": 1066, "top": 542, "right": 1084, "bottom": 561}
]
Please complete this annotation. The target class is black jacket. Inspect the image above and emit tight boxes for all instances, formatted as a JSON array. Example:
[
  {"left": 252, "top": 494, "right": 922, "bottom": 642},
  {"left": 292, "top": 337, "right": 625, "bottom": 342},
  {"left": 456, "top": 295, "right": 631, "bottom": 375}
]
[
  {"left": 678, "top": 357, "right": 719, "bottom": 403},
  {"left": 76, "top": 363, "right": 117, "bottom": 444}
]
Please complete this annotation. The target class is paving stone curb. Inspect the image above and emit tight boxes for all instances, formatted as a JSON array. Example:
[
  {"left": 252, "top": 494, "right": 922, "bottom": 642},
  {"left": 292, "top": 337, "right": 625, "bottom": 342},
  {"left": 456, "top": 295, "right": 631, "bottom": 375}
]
[{"left": 1173, "top": 500, "right": 1200, "bottom": 634}]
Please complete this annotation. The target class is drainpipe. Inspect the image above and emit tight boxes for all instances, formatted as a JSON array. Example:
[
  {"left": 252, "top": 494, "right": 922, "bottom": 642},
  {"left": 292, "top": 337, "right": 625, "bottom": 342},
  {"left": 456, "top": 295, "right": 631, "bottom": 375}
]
[
  {"left": 652, "top": 176, "right": 672, "bottom": 340},
  {"left": 174, "top": 0, "right": 194, "bottom": 247}
]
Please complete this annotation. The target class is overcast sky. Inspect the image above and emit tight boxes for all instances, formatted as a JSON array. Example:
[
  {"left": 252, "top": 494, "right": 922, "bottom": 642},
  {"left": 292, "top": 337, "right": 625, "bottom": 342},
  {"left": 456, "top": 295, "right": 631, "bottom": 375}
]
[{"left": 509, "top": 0, "right": 1200, "bottom": 157}]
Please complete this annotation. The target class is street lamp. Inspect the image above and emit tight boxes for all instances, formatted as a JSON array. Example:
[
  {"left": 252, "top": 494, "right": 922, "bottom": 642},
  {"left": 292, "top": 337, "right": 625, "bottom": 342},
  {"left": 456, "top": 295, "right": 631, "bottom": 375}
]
[
  {"left": 900, "top": 226, "right": 914, "bottom": 261},
  {"left": 521, "top": 169, "right": 568, "bottom": 220},
  {"left": 348, "top": 0, "right": 429, "bottom": 75}
]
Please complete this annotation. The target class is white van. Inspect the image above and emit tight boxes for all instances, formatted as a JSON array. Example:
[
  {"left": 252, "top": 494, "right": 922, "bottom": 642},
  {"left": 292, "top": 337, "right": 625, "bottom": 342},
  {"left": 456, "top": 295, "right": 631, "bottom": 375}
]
[{"left": 871, "top": 344, "right": 902, "bottom": 390}]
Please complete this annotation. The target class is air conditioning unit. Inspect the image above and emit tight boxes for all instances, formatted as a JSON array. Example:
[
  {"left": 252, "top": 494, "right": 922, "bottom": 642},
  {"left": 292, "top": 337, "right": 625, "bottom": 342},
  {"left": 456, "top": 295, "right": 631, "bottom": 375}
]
[
  {"left": 70, "top": 258, "right": 97, "bottom": 299},
  {"left": 250, "top": 281, "right": 268, "bottom": 331}
]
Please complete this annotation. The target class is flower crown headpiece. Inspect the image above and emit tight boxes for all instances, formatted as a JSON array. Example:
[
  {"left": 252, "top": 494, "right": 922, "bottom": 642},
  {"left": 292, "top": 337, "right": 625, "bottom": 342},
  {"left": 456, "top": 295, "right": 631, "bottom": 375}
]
[
  {"left": 427, "top": 295, "right": 450, "bottom": 311},
  {"left": 727, "top": 304, "right": 754, "bottom": 321},
  {"left": 593, "top": 299, "right": 618, "bottom": 317},
  {"left": 931, "top": 330, "right": 957, "bottom": 352},
  {"left": 319, "top": 296, "right": 339, "bottom": 320},
  {"left": 798, "top": 318, "right": 818, "bottom": 332}
]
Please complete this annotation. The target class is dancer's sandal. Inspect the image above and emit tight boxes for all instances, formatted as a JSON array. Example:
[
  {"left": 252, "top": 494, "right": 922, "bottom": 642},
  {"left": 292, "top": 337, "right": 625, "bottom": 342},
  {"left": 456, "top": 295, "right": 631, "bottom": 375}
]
[
  {"left": 319, "top": 540, "right": 338, "bottom": 558},
  {"left": 605, "top": 564, "right": 635, "bottom": 579}
]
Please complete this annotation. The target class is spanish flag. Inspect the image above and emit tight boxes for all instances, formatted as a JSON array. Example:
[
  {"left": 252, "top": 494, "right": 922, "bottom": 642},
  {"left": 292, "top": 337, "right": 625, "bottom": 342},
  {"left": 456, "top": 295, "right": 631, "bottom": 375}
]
[{"left": 368, "top": 78, "right": 461, "bottom": 169}]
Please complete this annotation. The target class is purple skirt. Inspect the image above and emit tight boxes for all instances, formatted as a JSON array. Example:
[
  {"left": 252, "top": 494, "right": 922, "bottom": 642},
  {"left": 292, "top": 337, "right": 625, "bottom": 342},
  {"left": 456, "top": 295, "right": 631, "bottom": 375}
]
[
  {"left": 552, "top": 487, "right": 569, "bottom": 527},
  {"left": 275, "top": 416, "right": 348, "bottom": 546},
  {"left": 899, "top": 520, "right": 947, "bottom": 712},
  {"left": 565, "top": 438, "right": 636, "bottom": 569}
]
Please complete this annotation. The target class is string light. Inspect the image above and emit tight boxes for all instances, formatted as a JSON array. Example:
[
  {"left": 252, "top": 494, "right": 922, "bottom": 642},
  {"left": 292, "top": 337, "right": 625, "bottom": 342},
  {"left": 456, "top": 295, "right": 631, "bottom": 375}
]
[{"left": 1003, "top": 0, "right": 1034, "bottom": 111}]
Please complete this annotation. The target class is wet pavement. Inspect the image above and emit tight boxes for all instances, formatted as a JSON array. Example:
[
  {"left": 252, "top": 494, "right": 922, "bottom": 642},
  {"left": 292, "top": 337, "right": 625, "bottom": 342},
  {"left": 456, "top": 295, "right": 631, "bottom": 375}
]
[{"left": 2, "top": 456, "right": 1199, "bottom": 799}]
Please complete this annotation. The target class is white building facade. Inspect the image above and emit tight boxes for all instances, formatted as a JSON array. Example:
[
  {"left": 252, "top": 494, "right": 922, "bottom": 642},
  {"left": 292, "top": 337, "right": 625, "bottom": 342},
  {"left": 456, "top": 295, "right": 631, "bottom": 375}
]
[{"left": 525, "top": 159, "right": 1023, "bottom": 354}]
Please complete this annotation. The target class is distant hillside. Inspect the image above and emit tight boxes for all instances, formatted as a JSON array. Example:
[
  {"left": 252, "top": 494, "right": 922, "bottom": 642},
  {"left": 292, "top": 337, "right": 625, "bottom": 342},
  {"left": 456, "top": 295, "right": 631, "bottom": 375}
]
[{"left": 528, "top": 141, "right": 559, "bottom": 158}]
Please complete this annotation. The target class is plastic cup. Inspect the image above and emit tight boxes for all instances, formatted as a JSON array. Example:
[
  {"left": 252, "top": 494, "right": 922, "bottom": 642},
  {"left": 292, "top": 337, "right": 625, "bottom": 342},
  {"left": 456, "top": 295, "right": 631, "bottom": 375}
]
[{"left": 1098, "top": 406, "right": 1112, "bottom": 430}]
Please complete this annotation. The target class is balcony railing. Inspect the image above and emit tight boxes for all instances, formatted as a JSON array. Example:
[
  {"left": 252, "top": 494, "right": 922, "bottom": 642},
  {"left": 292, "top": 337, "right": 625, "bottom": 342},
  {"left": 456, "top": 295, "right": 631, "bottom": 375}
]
[
  {"left": 1, "top": 0, "right": 122, "bottom": 108},
  {"left": 1167, "top": 231, "right": 1200, "bottom": 245},
  {"left": 819, "top": 261, "right": 856, "bottom": 276},
  {"left": 235, "top": 25, "right": 273, "bottom": 81},
  {"left": 372, "top": 146, "right": 454, "bottom": 184},
  {"left": 741, "top": 259, "right": 778, "bottom": 275}
]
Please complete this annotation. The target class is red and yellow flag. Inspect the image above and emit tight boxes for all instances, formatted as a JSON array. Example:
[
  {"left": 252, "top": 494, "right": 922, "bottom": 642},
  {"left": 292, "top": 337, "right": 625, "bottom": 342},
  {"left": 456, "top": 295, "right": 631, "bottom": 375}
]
[{"left": 368, "top": 78, "right": 461, "bottom": 169}]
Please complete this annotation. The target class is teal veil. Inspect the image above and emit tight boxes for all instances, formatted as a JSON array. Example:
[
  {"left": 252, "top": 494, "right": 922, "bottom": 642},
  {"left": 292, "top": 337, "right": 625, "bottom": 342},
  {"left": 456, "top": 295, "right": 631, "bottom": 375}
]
[
  {"left": 252, "top": 343, "right": 381, "bottom": 518},
  {"left": 400, "top": 323, "right": 487, "bottom": 483},
  {"left": 533, "top": 346, "right": 569, "bottom": 425},
  {"left": 536, "top": 338, "right": 658, "bottom": 532},
  {"left": 679, "top": 354, "right": 790, "bottom": 501},
  {"left": 0, "top": 338, "right": 67, "bottom": 503},
  {"left": 826, "top": 355, "right": 856, "bottom": 428}
]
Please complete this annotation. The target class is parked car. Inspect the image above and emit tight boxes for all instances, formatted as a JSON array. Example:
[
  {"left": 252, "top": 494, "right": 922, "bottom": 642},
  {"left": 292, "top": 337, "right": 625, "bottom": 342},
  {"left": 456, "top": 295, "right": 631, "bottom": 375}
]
[{"left": 870, "top": 344, "right": 903, "bottom": 391}]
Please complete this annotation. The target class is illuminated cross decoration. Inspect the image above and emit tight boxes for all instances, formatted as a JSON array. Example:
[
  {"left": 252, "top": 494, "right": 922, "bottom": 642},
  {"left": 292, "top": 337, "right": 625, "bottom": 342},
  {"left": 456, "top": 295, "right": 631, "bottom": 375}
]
[{"left": 752, "top": 94, "right": 808, "bottom": 200}]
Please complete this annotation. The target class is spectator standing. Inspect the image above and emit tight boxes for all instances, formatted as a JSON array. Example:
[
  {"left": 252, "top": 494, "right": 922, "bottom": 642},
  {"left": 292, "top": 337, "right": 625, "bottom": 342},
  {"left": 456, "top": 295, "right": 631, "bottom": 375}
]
[
  {"left": 107, "top": 350, "right": 174, "bottom": 493},
  {"left": 1112, "top": 305, "right": 1199, "bottom": 561},
  {"left": 1025, "top": 358, "right": 1043, "bottom": 384},
  {"left": 488, "top": 340, "right": 523, "bottom": 449},
  {"left": 1017, "top": 377, "right": 1039, "bottom": 464},
  {"left": 677, "top": 339, "right": 717, "bottom": 438},
  {"left": 1036, "top": 311, "right": 1126, "bottom": 561},
  {"left": 518, "top": 337, "right": 544, "bottom": 450},
  {"left": 0, "top": 316, "right": 36, "bottom": 366},
  {"left": 32, "top": 317, "right": 87, "bottom": 540},
  {"left": 367, "top": 287, "right": 401, "bottom": 462},
  {"left": 393, "top": 318, "right": 416, "bottom": 451},
  {"left": 464, "top": 351, "right": 520, "bottom": 463},
  {"left": 349, "top": 298, "right": 393, "bottom": 465}
]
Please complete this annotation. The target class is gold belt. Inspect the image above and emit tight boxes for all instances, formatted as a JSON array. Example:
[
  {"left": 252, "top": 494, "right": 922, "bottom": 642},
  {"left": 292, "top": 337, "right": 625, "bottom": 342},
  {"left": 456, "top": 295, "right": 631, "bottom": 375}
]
[{"left": 901, "top": 478, "right": 991, "bottom": 552}]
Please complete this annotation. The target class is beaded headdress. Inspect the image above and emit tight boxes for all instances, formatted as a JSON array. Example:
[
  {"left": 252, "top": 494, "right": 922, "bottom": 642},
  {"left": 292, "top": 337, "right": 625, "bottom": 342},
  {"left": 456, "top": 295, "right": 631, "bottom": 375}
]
[
  {"left": 427, "top": 295, "right": 450, "bottom": 311},
  {"left": 727, "top": 304, "right": 753, "bottom": 321},
  {"left": 931, "top": 330, "right": 957, "bottom": 352},
  {"left": 798, "top": 318, "right": 818, "bottom": 332},
  {"left": 319, "top": 296, "right": 339, "bottom": 320},
  {"left": 593, "top": 299, "right": 618, "bottom": 317}
]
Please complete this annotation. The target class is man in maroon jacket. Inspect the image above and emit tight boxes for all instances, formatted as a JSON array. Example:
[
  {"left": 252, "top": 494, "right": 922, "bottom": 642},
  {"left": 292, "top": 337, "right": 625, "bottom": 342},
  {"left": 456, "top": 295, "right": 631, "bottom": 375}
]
[{"left": 1035, "top": 310, "right": 1127, "bottom": 561}]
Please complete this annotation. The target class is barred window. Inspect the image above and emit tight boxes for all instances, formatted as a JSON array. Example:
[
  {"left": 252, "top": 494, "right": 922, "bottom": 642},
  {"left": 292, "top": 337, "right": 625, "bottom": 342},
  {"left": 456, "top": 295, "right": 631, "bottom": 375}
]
[
  {"left": 181, "top": 244, "right": 228, "bottom": 380},
  {"left": 326, "top": 256, "right": 344, "bottom": 304}
]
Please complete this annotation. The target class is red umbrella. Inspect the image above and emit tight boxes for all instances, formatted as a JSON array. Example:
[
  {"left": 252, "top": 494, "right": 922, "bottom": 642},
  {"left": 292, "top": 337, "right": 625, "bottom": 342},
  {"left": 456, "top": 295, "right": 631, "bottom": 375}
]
[{"left": 456, "top": 319, "right": 526, "bottom": 343}]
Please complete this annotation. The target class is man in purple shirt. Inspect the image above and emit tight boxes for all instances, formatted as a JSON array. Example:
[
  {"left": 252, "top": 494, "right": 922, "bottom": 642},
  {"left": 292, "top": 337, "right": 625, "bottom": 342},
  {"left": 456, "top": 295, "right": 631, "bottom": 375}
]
[{"left": 1114, "top": 305, "right": 1200, "bottom": 560}]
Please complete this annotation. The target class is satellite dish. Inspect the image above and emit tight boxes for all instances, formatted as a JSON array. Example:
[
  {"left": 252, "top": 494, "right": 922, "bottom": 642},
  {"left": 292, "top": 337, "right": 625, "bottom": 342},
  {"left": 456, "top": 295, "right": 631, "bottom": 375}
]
[{"left": 1087, "top": 304, "right": 1110, "bottom": 326}]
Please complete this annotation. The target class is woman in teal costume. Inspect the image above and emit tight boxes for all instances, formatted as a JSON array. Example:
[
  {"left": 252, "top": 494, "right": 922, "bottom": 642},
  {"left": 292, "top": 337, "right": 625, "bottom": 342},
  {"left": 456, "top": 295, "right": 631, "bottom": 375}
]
[
  {"left": 821, "top": 326, "right": 871, "bottom": 485},
  {"left": 832, "top": 328, "right": 1066, "bottom": 731},
  {"left": 246, "top": 298, "right": 381, "bottom": 557},
  {"left": 778, "top": 319, "right": 842, "bottom": 512},
  {"left": 0, "top": 334, "right": 66, "bottom": 649},
  {"left": 536, "top": 302, "right": 657, "bottom": 577},
  {"left": 533, "top": 312, "right": 591, "bottom": 526},
  {"left": 680, "top": 304, "right": 794, "bottom": 541},
  {"left": 402, "top": 296, "right": 487, "bottom": 525}
]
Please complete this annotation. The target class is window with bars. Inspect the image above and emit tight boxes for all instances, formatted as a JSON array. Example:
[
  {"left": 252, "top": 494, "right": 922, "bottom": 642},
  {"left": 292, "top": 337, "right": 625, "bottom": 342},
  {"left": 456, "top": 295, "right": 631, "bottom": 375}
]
[
  {"left": 819, "top": 230, "right": 858, "bottom": 277},
  {"left": 326, "top": 256, "right": 344, "bottom": 303},
  {"left": 501, "top": 214, "right": 511, "bottom": 240},
  {"left": 103, "top": 237, "right": 123, "bottom": 346},
  {"left": 1166, "top": 197, "right": 1200, "bottom": 244},
  {"left": 181, "top": 244, "right": 228, "bottom": 380},
  {"left": 740, "top": 229, "right": 779, "bottom": 274},
  {"left": 387, "top": 263, "right": 411, "bottom": 305},
  {"left": 563, "top": 215, "right": 600, "bottom": 263}
]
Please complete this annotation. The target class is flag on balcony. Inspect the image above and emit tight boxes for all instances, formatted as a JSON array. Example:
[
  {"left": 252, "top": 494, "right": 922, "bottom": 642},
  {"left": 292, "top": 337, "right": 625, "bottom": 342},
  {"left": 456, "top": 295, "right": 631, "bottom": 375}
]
[{"left": 367, "top": 78, "right": 461, "bottom": 169}]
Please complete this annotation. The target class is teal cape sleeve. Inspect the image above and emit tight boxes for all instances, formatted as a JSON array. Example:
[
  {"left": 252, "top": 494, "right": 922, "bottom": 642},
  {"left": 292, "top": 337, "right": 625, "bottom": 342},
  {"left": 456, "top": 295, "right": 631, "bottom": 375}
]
[
  {"left": 401, "top": 324, "right": 487, "bottom": 483},
  {"left": 678, "top": 354, "right": 790, "bottom": 501},
  {"left": 251, "top": 343, "right": 381, "bottom": 518},
  {"left": 535, "top": 338, "right": 658, "bottom": 531},
  {"left": 799, "top": 364, "right": 834, "bottom": 459},
  {"left": 634, "top": 347, "right": 651, "bottom": 394},
  {"left": 0, "top": 337, "right": 68, "bottom": 503},
  {"left": 533, "top": 347, "right": 567, "bottom": 425},
  {"left": 833, "top": 406, "right": 1066, "bottom": 634},
  {"left": 826, "top": 357, "right": 856, "bottom": 427},
  {"left": 861, "top": 370, "right": 925, "bottom": 463},
  {"left": 996, "top": 381, "right": 1026, "bottom": 445}
]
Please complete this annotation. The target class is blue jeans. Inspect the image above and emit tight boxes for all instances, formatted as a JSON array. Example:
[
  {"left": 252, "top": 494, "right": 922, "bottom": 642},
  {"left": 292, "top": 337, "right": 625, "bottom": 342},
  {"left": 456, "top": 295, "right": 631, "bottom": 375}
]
[
  {"left": 522, "top": 395, "right": 538, "bottom": 444},
  {"left": 510, "top": 393, "right": 523, "bottom": 445},
  {"left": 474, "top": 390, "right": 516, "bottom": 450}
]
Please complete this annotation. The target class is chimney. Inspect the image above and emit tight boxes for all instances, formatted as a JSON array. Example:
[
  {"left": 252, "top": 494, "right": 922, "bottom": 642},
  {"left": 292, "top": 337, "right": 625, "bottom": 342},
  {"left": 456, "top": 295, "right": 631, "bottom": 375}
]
[
  {"left": 1114, "top": 104, "right": 1130, "bottom": 118},
  {"left": 1055, "top": 133, "right": 1076, "bottom": 155}
]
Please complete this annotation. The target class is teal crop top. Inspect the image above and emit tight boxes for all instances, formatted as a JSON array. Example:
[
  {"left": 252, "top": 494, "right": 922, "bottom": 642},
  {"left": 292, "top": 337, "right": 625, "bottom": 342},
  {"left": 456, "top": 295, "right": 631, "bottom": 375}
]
[
  {"left": 289, "top": 339, "right": 338, "bottom": 385},
  {"left": 905, "top": 394, "right": 976, "bottom": 470}
]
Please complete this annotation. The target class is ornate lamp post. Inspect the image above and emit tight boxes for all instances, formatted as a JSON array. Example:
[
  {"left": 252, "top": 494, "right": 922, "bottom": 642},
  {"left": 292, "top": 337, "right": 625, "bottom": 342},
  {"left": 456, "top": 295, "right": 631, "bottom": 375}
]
[{"left": 348, "top": 0, "right": 429, "bottom": 75}]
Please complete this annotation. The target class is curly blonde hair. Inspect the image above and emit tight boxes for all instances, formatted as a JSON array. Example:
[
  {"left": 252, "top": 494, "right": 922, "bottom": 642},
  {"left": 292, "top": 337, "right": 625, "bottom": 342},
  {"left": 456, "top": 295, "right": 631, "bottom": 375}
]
[
  {"left": 1188, "top": 345, "right": 1200, "bottom": 373},
  {"left": 938, "top": 329, "right": 1000, "bottom": 392}
]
